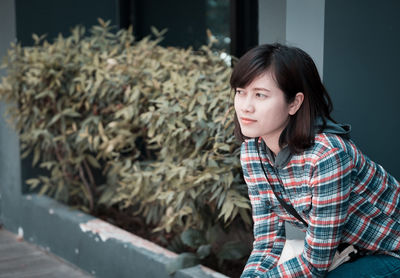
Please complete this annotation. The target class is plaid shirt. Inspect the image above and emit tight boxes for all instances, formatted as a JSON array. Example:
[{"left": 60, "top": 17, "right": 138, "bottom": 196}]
[{"left": 241, "top": 133, "right": 400, "bottom": 278}]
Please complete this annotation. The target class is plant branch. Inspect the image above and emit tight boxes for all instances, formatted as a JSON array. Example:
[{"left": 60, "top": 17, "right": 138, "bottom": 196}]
[
  {"left": 54, "top": 144, "right": 74, "bottom": 180},
  {"left": 79, "top": 163, "right": 94, "bottom": 212},
  {"left": 83, "top": 157, "right": 97, "bottom": 194}
]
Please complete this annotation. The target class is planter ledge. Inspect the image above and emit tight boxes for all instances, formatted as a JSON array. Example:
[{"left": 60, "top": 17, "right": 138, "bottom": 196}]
[{"left": 7, "top": 193, "right": 229, "bottom": 278}]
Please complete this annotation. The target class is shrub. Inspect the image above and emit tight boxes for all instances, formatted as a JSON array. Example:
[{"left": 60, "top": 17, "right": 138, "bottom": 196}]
[{"left": 0, "top": 19, "right": 252, "bottom": 274}]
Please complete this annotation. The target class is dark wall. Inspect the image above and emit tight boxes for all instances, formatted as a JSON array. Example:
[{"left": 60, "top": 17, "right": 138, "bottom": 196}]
[
  {"left": 16, "top": 0, "right": 118, "bottom": 46},
  {"left": 127, "top": 0, "right": 207, "bottom": 49},
  {"left": 324, "top": 0, "right": 400, "bottom": 179}
]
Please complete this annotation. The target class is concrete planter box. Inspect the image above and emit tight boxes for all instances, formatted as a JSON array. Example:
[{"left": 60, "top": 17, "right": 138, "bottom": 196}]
[
  {"left": 2, "top": 193, "right": 228, "bottom": 278},
  {"left": 0, "top": 94, "right": 228, "bottom": 277}
]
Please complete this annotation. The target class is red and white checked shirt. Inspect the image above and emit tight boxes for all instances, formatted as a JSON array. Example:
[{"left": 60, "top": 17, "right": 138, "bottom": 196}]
[{"left": 240, "top": 133, "right": 400, "bottom": 278}]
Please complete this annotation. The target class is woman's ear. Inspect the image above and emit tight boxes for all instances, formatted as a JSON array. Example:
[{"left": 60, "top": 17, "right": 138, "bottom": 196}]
[{"left": 288, "top": 92, "right": 304, "bottom": 115}]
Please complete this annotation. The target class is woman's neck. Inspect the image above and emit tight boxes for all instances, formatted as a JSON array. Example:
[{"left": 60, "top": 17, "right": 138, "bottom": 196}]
[{"left": 261, "top": 135, "right": 281, "bottom": 156}]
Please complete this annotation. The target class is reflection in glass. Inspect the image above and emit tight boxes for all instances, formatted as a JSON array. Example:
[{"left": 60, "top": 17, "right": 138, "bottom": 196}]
[{"left": 206, "top": 0, "right": 230, "bottom": 52}]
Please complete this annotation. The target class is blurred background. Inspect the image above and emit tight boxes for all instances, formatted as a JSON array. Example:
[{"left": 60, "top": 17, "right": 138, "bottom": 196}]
[{"left": 2, "top": 0, "right": 399, "bottom": 178}]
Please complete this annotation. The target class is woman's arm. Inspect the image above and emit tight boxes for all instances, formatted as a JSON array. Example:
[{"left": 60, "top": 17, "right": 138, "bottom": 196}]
[
  {"left": 241, "top": 186, "right": 286, "bottom": 277},
  {"left": 262, "top": 148, "right": 354, "bottom": 278},
  {"left": 240, "top": 143, "right": 286, "bottom": 277}
]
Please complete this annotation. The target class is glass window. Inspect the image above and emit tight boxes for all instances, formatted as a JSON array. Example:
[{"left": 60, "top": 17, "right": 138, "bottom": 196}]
[{"left": 206, "top": 0, "right": 230, "bottom": 52}]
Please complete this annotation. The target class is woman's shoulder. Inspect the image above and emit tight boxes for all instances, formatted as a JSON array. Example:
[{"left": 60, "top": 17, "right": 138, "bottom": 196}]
[
  {"left": 314, "top": 132, "right": 348, "bottom": 148},
  {"left": 308, "top": 132, "right": 359, "bottom": 161}
]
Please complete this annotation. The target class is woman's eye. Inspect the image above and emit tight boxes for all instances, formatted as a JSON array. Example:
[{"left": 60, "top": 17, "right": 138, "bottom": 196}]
[
  {"left": 255, "top": 93, "right": 267, "bottom": 98},
  {"left": 236, "top": 90, "right": 245, "bottom": 95}
]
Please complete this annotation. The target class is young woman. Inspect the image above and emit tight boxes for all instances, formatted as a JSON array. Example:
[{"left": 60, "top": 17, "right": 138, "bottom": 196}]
[{"left": 231, "top": 43, "right": 400, "bottom": 278}]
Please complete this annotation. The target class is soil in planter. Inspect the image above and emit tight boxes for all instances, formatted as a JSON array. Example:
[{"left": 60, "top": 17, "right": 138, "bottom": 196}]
[{"left": 92, "top": 205, "right": 247, "bottom": 278}]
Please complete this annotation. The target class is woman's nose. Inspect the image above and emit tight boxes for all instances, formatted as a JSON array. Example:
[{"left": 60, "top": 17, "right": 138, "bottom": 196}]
[{"left": 241, "top": 97, "right": 255, "bottom": 113}]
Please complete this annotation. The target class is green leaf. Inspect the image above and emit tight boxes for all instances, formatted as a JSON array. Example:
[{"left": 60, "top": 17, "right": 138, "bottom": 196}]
[
  {"left": 32, "top": 33, "right": 39, "bottom": 42},
  {"left": 218, "top": 196, "right": 234, "bottom": 222},
  {"left": 38, "top": 183, "right": 49, "bottom": 195},
  {"left": 62, "top": 108, "right": 81, "bottom": 118},
  {"left": 48, "top": 114, "right": 62, "bottom": 127},
  {"left": 197, "top": 93, "right": 207, "bottom": 105},
  {"left": 180, "top": 229, "right": 206, "bottom": 249},
  {"left": 218, "top": 144, "right": 230, "bottom": 152},
  {"left": 98, "top": 188, "right": 116, "bottom": 205},
  {"left": 196, "top": 244, "right": 211, "bottom": 259},
  {"left": 86, "top": 155, "right": 101, "bottom": 169},
  {"left": 32, "top": 146, "right": 41, "bottom": 167},
  {"left": 25, "top": 178, "right": 41, "bottom": 189}
]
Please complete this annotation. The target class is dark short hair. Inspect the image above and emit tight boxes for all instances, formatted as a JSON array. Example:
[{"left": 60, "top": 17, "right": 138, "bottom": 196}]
[{"left": 230, "top": 43, "right": 335, "bottom": 153}]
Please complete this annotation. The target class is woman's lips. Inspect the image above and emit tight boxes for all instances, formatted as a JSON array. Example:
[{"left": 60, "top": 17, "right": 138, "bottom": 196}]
[{"left": 240, "top": 117, "right": 257, "bottom": 124}]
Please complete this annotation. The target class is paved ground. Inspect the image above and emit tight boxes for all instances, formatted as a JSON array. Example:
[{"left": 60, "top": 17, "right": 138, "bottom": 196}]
[{"left": 0, "top": 228, "right": 93, "bottom": 278}]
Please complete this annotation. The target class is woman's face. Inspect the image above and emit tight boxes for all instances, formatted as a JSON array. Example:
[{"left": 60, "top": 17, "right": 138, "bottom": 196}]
[{"left": 234, "top": 71, "right": 296, "bottom": 144}]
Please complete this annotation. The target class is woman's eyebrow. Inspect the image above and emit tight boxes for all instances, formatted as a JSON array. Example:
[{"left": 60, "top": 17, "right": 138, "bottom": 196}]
[{"left": 254, "top": 87, "right": 271, "bottom": 92}]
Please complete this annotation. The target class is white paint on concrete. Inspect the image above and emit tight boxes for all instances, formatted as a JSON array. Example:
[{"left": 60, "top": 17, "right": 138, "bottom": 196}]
[
  {"left": 79, "top": 219, "right": 177, "bottom": 257},
  {"left": 17, "top": 227, "right": 23, "bottom": 240}
]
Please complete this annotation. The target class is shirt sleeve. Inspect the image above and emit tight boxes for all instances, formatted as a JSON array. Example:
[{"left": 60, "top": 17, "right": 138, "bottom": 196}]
[
  {"left": 263, "top": 148, "right": 355, "bottom": 278},
  {"left": 240, "top": 145, "right": 286, "bottom": 278}
]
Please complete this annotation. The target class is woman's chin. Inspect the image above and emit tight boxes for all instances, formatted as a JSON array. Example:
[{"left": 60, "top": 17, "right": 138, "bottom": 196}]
[{"left": 241, "top": 130, "right": 259, "bottom": 138}]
